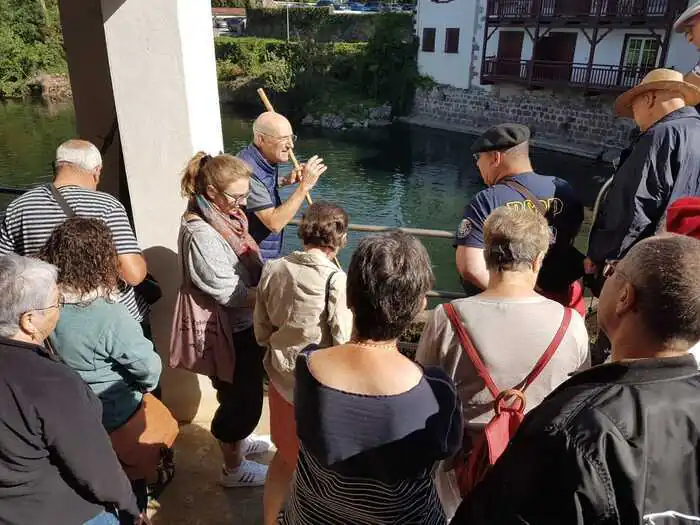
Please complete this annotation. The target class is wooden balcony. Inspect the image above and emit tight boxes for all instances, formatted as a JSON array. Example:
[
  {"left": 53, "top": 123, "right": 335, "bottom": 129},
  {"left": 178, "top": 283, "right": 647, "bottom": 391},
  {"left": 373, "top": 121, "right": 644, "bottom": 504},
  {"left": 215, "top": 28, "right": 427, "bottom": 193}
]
[
  {"left": 481, "top": 56, "right": 653, "bottom": 92},
  {"left": 486, "top": 0, "right": 681, "bottom": 26}
]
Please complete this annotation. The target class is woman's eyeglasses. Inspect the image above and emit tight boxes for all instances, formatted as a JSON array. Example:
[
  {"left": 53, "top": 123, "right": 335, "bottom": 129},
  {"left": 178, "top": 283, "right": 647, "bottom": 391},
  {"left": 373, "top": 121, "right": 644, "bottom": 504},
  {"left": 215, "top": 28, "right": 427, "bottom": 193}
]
[
  {"left": 221, "top": 190, "right": 250, "bottom": 206},
  {"left": 29, "top": 297, "right": 64, "bottom": 314}
]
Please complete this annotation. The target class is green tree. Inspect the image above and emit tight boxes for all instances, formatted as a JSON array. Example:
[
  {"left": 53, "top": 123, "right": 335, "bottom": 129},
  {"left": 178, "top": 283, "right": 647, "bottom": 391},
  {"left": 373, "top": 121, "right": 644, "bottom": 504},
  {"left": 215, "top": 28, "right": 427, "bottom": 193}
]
[{"left": 0, "top": 0, "right": 66, "bottom": 98}]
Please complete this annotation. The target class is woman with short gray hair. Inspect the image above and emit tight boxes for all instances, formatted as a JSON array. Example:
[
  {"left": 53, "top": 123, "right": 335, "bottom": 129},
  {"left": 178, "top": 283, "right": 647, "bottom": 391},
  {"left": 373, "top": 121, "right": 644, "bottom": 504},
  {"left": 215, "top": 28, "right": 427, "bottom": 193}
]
[
  {"left": 417, "top": 206, "right": 590, "bottom": 518},
  {"left": 280, "top": 230, "right": 462, "bottom": 525},
  {"left": 0, "top": 254, "right": 143, "bottom": 525}
]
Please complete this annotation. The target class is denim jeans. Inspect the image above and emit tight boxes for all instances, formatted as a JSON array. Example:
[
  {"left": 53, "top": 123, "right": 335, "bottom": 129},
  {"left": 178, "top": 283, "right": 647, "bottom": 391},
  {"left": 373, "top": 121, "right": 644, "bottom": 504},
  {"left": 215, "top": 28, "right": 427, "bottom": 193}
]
[{"left": 83, "top": 511, "right": 119, "bottom": 525}]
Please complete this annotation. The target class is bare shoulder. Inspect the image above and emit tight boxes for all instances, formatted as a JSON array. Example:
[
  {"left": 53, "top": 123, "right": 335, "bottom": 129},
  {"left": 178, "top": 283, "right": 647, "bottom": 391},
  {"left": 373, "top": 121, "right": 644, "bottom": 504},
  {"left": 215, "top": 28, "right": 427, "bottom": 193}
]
[{"left": 308, "top": 345, "right": 424, "bottom": 396}]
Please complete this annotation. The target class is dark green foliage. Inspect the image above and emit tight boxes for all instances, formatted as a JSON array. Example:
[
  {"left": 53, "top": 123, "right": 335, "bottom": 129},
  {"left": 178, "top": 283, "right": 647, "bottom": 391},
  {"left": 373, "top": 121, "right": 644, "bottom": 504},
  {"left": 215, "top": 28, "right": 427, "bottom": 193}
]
[
  {"left": 215, "top": 25, "right": 423, "bottom": 117},
  {"left": 247, "top": 9, "right": 412, "bottom": 43},
  {"left": 0, "top": 0, "right": 66, "bottom": 98}
]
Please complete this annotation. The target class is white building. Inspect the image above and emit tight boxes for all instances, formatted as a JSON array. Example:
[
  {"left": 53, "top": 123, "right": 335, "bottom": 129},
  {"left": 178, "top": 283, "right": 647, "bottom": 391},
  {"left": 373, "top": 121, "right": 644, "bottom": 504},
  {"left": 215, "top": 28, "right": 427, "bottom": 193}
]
[{"left": 416, "top": 0, "right": 697, "bottom": 94}]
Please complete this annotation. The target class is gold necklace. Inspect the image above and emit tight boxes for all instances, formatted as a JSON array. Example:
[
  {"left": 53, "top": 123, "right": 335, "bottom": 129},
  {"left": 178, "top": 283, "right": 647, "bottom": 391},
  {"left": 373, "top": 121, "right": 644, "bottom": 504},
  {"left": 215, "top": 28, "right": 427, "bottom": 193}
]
[{"left": 350, "top": 339, "right": 398, "bottom": 351}]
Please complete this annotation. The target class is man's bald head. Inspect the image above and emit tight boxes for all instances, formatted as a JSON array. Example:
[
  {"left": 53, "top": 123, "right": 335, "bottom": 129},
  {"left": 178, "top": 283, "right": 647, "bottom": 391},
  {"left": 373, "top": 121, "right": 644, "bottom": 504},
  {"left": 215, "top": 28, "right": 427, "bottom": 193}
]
[
  {"left": 601, "top": 234, "right": 700, "bottom": 349},
  {"left": 252, "top": 111, "right": 295, "bottom": 164},
  {"left": 253, "top": 112, "right": 293, "bottom": 139}
]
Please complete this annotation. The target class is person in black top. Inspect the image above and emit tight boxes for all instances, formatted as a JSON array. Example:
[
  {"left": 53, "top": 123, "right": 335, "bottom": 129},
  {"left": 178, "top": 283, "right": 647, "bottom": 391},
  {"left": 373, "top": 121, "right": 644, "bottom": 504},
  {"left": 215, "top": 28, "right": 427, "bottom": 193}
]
[
  {"left": 0, "top": 255, "right": 142, "bottom": 525},
  {"left": 452, "top": 234, "right": 700, "bottom": 525},
  {"left": 456, "top": 124, "right": 585, "bottom": 315},
  {"left": 281, "top": 231, "right": 462, "bottom": 525}
]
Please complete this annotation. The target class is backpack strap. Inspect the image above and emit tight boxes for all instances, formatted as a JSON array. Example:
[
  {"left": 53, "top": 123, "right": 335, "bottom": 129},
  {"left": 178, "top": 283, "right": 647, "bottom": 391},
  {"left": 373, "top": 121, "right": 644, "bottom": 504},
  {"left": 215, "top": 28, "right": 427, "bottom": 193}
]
[
  {"left": 443, "top": 303, "right": 500, "bottom": 399},
  {"left": 500, "top": 179, "right": 547, "bottom": 215},
  {"left": 443, "top": 303, "right": 573, "bottom": 398},
  {"left": 47, "top": 184, "right": 76, "bottom": 218},
  {"left": 520, "top": 307, "right": 573, "bottom": 391}
]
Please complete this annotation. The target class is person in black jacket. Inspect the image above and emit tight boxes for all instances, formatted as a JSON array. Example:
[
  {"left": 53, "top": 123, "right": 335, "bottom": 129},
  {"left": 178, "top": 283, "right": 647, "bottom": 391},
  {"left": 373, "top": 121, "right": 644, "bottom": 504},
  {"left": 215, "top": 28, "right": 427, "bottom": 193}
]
[
  {"left": 452, "top": 234, "right": 700, "bottom": 525},
  {"left": 586, "top": 69, "right": 700, "bottom": 279},
  {"left": 0, "top": 255, "right": 144, "bottom": 525}
]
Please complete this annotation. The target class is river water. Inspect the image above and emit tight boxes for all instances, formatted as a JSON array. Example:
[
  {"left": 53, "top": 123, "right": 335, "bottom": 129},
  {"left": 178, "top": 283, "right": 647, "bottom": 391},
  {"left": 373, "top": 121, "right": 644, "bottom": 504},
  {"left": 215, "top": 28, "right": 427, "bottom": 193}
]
[{"left": 0, "top": 101, "right": 608, "bottom": 294}]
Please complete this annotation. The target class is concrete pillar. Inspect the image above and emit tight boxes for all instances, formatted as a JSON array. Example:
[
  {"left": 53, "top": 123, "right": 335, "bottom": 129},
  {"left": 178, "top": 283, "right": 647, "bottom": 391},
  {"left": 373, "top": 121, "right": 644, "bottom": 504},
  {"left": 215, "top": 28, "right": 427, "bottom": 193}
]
[
  {"left": 99, "top": 0, "right": 224, "bottom": 423},
  {"left": 57, "top": 0, "right": 122, "bottom": 198}
]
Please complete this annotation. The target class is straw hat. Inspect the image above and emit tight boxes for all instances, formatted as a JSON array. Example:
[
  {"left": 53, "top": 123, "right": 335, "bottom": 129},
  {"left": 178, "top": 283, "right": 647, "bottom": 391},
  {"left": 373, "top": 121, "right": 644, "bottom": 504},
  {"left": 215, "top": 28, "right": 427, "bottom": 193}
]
[
  {"left": 614, "top": 68, "right": 700, "bottom": 118},
  {"left": 674, "top": 0, "right": 700, "bottom": 32}
]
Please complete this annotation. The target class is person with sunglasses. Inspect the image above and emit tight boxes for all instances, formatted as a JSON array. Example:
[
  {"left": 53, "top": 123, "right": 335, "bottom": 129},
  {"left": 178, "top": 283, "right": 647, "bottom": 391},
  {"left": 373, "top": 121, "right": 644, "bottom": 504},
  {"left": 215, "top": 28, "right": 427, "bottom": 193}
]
[
  {"left": 238, "top": 111, "right": 327, "bottom": 261},
  {"left": 178, "top": 152, "right": 271, "bottom": 488}
]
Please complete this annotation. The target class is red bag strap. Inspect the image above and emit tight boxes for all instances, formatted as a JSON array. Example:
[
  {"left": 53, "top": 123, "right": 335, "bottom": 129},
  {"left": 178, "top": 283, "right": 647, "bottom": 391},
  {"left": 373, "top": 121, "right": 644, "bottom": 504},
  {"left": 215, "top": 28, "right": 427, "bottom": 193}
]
[
  {"left": 442, "top": 303, "right": 573, "bottom": 398},
  {"left": 443, "top": 303, "right": 500, "bottom": 399},
  {"left": 521, "top": 307, "right": 573, "bottom": 391}
]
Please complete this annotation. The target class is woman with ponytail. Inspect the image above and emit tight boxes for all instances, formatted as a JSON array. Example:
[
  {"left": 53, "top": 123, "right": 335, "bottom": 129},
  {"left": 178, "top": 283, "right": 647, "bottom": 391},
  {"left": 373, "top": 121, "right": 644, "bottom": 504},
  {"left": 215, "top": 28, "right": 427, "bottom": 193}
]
[{"left": 178, "top": 152, "right": 270, "bottom": 487}]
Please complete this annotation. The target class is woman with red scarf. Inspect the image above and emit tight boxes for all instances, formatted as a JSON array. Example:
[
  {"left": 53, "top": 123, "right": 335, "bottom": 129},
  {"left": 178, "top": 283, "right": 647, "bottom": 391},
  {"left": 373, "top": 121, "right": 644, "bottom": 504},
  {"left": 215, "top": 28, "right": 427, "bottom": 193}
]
[{"left": 179, "top": 152, "right": 271, "bottom": 488}]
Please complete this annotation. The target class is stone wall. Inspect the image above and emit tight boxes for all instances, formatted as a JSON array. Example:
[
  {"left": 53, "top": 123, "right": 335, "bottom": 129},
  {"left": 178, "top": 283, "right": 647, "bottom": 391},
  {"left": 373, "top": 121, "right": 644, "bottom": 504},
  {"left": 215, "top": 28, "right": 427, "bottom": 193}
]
[{"left": 413, "top": 83, "right": 637, "bottom": 152}]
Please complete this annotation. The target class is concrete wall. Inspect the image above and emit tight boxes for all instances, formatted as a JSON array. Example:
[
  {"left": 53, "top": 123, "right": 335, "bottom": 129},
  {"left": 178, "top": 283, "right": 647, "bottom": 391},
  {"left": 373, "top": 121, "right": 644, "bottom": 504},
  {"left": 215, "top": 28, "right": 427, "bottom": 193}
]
[{"left": 416, "top": 0, "right": 480, "bottom": 89}]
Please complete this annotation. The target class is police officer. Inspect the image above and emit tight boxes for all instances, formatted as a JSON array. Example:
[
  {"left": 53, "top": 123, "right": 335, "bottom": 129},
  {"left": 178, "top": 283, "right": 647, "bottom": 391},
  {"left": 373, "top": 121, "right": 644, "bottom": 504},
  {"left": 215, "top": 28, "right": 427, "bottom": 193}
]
[
  {"left": 455, "top": 123, "right": 585, "bottom": 314},
  {"left": 238, "top": 111, "right": 326, "bottom": 261}
]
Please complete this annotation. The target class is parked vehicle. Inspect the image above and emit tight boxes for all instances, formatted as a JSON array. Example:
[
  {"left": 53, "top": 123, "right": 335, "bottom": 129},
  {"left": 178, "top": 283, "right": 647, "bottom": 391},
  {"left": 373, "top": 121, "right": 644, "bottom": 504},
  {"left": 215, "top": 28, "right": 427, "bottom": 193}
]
[
  {"left": 316, "top": 0, "right": 335, "bottom": 8},
  {"left": 365, "top": 1, "right": 381, "bottom": 11},
  {"left": 348, "top": 1, "right": 365, "bottom": 10}
]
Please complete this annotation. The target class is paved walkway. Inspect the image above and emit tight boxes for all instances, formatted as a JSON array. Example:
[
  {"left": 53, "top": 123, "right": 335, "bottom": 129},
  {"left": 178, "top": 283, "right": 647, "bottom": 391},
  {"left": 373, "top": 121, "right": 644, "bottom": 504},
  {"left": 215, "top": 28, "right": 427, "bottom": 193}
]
[{"left": 150, "top": 396, "right": 271, "bottom": 525}]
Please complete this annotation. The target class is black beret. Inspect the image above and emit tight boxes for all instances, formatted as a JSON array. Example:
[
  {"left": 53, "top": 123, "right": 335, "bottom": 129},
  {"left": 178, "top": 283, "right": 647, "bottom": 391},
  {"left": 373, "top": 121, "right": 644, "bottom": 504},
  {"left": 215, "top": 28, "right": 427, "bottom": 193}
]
[{"left": 471, "top": 123, "right": 531, "bottom": 154}]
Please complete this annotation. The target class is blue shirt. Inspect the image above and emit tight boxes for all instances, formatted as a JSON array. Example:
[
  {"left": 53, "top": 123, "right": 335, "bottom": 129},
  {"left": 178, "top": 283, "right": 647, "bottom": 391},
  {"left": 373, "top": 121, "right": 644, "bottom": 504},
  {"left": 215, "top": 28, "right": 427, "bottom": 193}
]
[{"left": 456, "top": 172, "right": 584, "bottom": 293}]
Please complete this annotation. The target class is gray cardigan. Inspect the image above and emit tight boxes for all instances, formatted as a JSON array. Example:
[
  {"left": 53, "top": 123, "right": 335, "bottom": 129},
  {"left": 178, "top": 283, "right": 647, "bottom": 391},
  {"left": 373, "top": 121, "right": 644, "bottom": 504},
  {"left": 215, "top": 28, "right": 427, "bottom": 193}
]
[{"left": 179, "top": 217, "right": 255, "bottom": 332}]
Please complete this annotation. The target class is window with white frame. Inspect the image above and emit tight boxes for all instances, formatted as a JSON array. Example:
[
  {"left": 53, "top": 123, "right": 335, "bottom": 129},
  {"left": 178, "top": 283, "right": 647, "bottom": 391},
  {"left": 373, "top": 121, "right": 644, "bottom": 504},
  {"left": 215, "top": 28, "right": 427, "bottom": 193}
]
[{"left": 621, "top": 36, "right": 659, "bottom": 87}]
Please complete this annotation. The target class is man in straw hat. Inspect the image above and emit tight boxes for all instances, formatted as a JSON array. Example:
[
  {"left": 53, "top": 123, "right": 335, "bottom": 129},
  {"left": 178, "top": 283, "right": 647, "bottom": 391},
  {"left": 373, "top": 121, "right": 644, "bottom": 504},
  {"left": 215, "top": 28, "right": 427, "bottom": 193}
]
[
  {"left": 585, "top": 69, "right": 700, "bottom": 359},
  {"left": 674, "top": 0, "right": 700, "bottom": 90}
]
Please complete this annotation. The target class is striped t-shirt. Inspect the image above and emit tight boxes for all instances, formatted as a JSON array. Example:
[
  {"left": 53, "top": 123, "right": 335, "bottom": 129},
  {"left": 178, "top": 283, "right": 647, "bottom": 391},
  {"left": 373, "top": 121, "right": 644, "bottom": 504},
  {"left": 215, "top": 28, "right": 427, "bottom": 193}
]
[{"left": 0, "top": 184, "right": 148, "bottom": 321}]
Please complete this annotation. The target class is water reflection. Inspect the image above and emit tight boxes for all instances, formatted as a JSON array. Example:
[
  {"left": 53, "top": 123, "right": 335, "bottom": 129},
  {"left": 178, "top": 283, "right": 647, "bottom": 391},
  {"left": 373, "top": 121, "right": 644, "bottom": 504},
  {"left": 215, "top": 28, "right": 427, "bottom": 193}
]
[{"left": 0, "top": 101, "right": 609, "bottom": 294}]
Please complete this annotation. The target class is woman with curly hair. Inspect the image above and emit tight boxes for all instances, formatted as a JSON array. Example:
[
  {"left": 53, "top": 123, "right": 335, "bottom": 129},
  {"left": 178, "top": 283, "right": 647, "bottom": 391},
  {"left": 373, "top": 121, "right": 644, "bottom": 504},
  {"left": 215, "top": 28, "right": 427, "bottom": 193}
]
[{"left": 40, "top": 217, "right": 161, "bottom": 514}]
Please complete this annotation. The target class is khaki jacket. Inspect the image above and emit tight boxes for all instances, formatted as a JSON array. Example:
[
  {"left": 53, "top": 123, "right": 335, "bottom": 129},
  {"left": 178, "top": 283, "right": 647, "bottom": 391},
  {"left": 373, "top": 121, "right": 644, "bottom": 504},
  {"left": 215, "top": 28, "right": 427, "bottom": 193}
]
[{"left": 254, "top": 249, "right": 353, "bottom": 403}]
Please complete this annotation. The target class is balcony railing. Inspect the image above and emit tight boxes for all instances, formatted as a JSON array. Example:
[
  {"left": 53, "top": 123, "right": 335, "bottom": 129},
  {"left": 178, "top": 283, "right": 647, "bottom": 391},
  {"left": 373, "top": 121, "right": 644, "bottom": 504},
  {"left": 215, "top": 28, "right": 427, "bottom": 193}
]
[
  {"left": 481, "top": 57, "right": 652, "bottom": 92},
  {"left": 486, "top": 0, "right": 678, "bottom": 21}
]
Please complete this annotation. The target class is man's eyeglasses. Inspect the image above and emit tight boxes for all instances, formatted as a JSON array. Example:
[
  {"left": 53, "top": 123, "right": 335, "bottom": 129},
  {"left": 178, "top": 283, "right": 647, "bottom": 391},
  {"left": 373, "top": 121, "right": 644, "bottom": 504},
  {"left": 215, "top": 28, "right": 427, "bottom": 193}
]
[
  {"left": 257, "top": 131, "right": 298, "bottom": 144},
  {"left": 222, "top": 190, "right": 250, "bottom": 206},
  {"left": 602, "top": 260, "right": 619, "bottom": 279}
]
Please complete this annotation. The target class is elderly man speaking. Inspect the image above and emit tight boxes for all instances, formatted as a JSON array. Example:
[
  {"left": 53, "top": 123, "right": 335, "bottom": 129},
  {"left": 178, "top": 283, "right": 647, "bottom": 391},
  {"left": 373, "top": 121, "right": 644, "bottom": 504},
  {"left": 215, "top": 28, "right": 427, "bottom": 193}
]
[
  {"left": 586, "top": 69, "right": 700, "bottom": 281},
  {"left": 238, "top": 111, "right": 327, "bottom": 261}
]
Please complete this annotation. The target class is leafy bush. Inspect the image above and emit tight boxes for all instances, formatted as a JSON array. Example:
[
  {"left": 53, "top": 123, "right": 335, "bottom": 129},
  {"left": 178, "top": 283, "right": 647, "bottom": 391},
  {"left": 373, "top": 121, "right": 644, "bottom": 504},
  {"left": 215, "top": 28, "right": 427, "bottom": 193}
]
[
  {"left": 215, "top": 29, "right": 421, "bottom": 117},
  {"left": 247, "top": 9, "right": 412, "bottom": 43},
  {"left": 0, "top": 0, "right": 66, "bottom": 98}
]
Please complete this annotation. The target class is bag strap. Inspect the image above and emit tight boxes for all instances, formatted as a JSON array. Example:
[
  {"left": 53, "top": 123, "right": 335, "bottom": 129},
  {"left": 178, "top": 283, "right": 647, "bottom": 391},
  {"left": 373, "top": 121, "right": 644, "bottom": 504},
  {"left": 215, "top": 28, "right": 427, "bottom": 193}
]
[
  {"left": 443, "top": 303, "right": 500, "bottom": 399},
  {"left": 500, "top": 179, "right": 547, "bottom": 215},
  {"left": 443, "top": 303, "right": 573, "bottom": 398},
  {"left": 521, "top": 307, "right": 572, "bottom": 391},
  {"left": 47, "top": 184, "right": 77, "bottom": 218}
]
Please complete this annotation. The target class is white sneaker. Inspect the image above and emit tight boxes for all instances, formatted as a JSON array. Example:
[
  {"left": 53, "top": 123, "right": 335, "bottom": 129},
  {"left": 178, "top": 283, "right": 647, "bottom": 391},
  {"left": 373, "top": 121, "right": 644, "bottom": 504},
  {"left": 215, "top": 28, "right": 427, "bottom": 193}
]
[
  {"left": 242, "top": 434, "right": 273, "bottom": 458},
  {"left": 220, "top": 459, "right": 268, "bottom": 488}
]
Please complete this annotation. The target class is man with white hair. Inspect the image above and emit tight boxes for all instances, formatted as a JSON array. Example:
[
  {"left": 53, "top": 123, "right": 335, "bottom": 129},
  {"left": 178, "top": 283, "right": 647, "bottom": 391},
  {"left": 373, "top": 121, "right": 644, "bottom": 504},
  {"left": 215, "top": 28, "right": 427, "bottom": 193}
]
[
  {"left": 0, "top": 139, "right": 148, "bottom": 323},
  {"left": 238, "top": 111, "right": 326, "bottom": 261}
]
